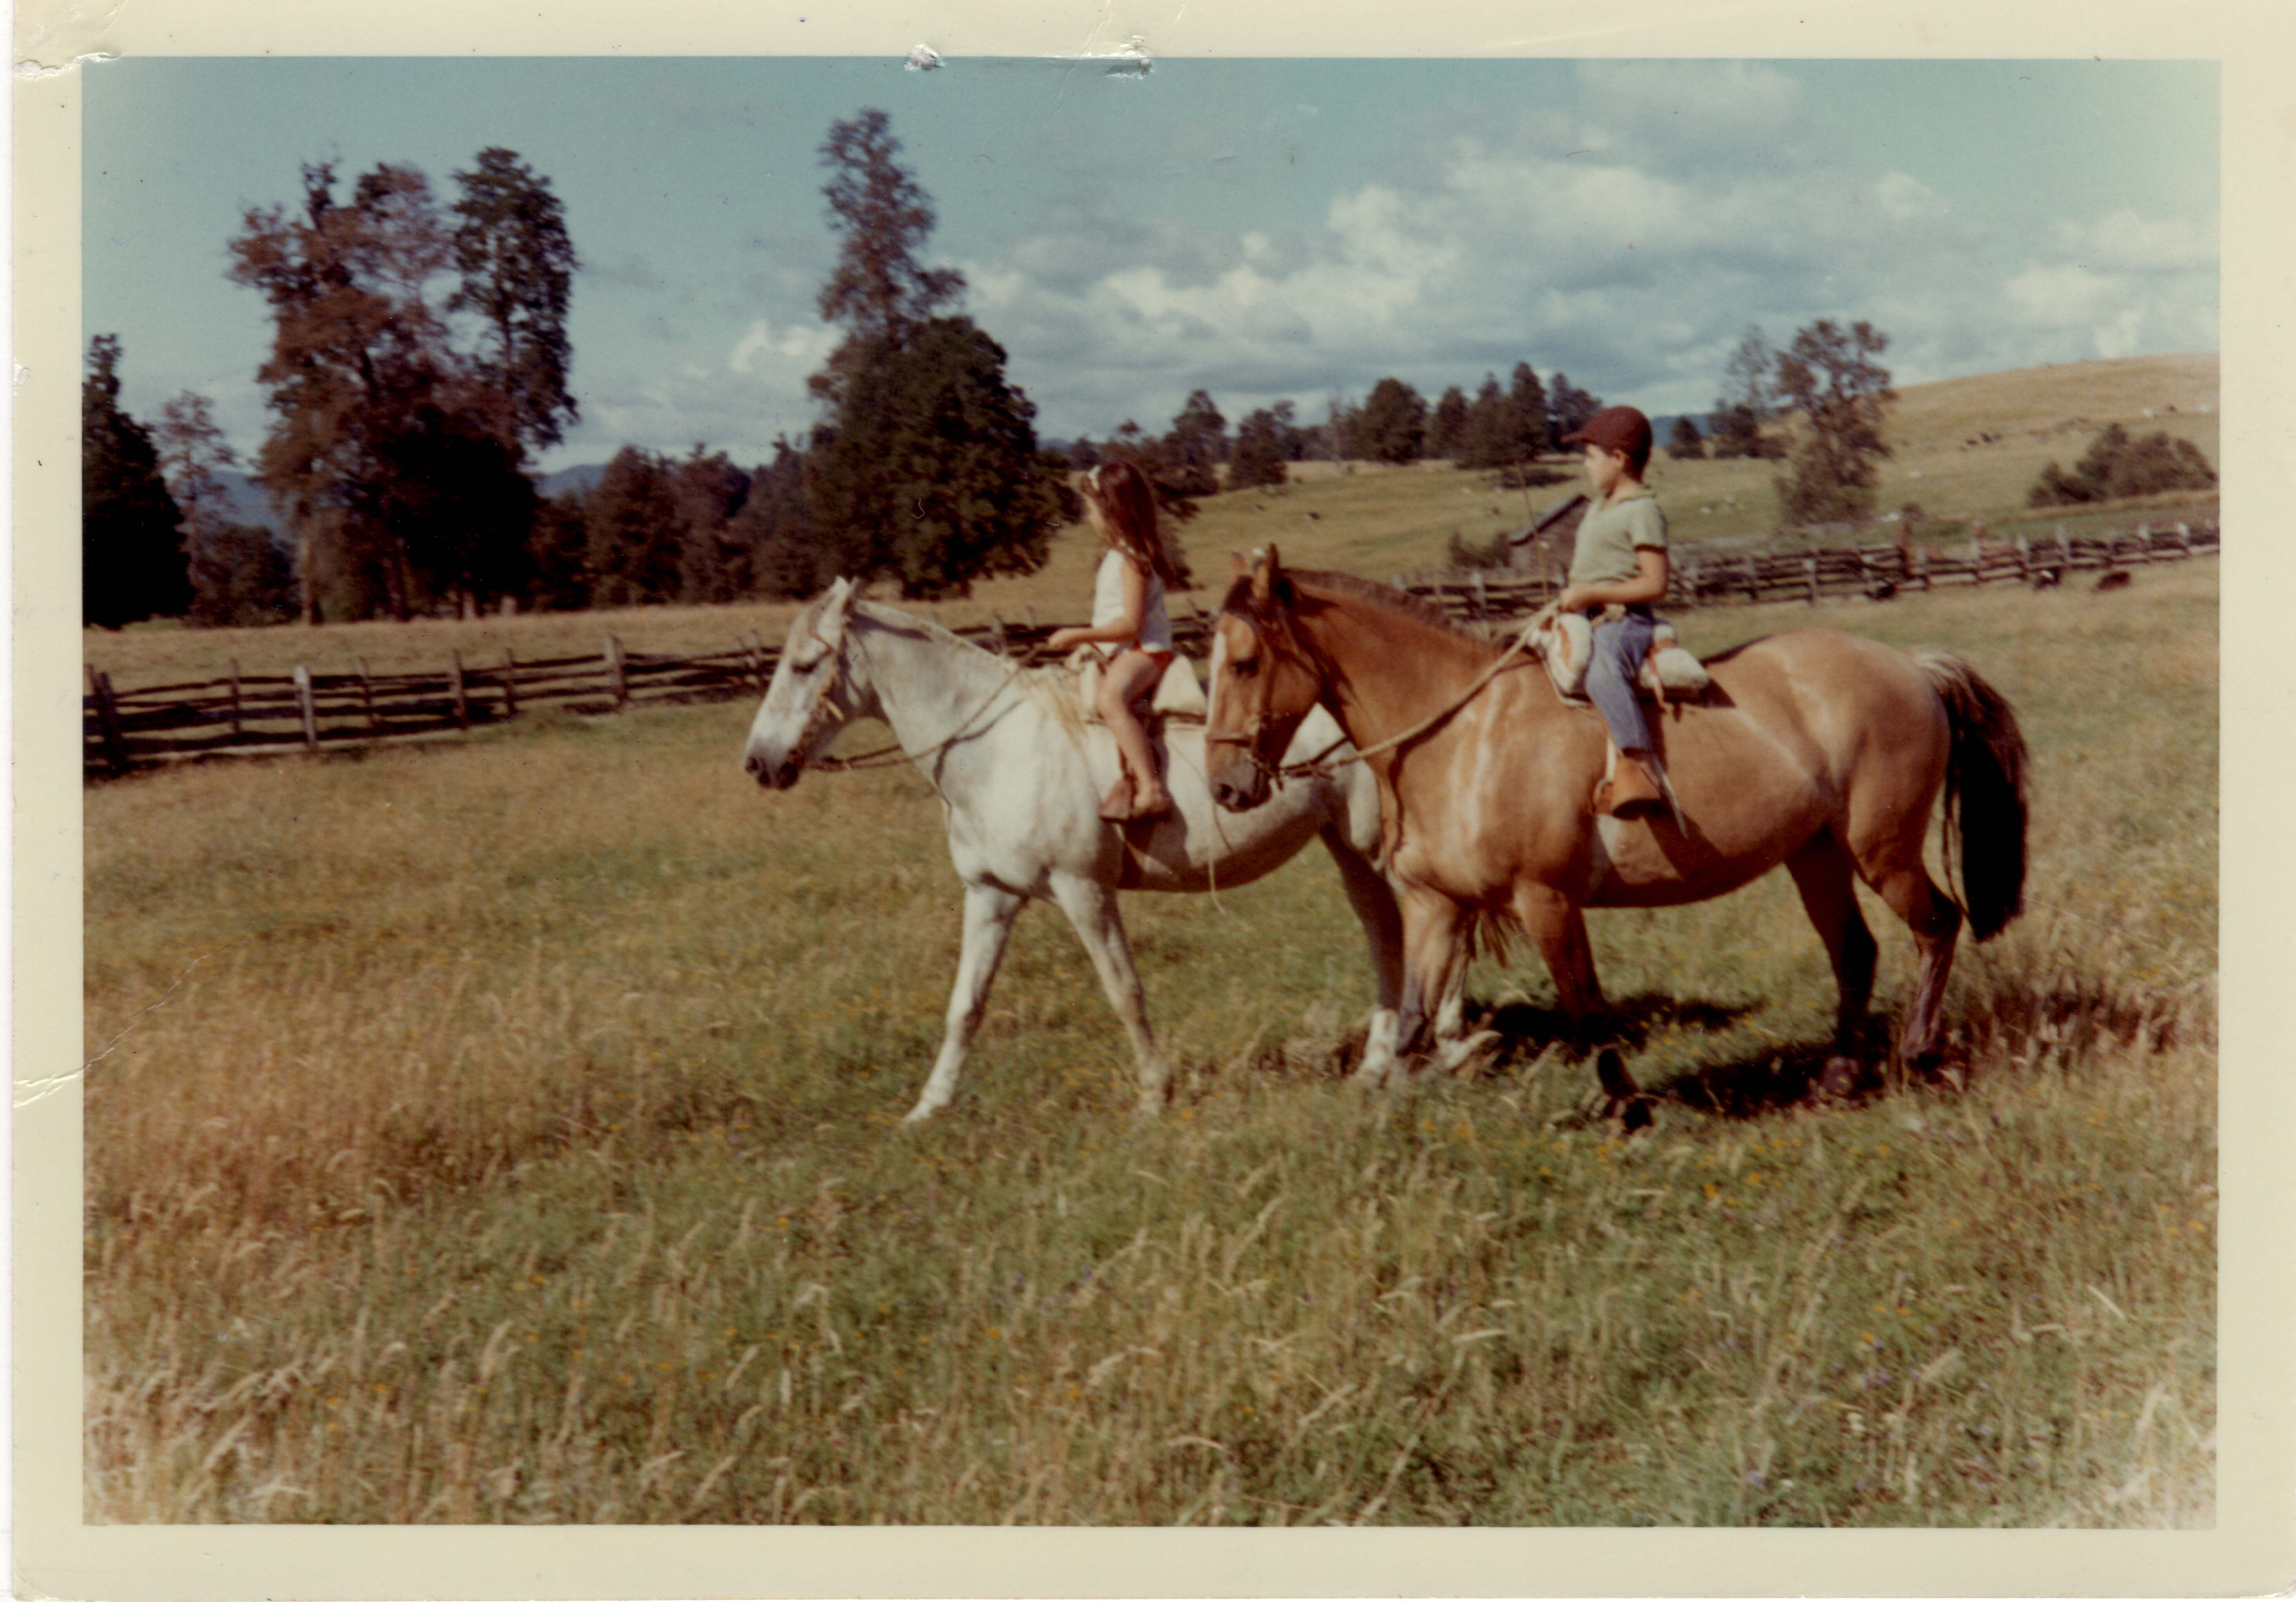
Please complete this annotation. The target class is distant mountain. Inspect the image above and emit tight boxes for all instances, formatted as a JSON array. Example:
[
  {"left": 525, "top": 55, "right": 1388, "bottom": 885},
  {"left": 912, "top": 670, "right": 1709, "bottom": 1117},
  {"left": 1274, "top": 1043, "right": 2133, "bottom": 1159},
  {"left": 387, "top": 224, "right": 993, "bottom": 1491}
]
[
  {"left": 215, "top": 471, "right": 287, "bottom": 538},
  {"left": 539, "top": 463, "right": 608, "bottom": 499}
]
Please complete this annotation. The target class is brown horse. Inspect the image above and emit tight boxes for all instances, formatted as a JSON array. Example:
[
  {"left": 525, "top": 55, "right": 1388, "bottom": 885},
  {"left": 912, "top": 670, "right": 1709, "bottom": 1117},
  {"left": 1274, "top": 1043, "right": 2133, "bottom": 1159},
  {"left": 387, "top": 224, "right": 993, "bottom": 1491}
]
[{"left": 1205, "top": 548, "right": 2029, "bottom": 1101}]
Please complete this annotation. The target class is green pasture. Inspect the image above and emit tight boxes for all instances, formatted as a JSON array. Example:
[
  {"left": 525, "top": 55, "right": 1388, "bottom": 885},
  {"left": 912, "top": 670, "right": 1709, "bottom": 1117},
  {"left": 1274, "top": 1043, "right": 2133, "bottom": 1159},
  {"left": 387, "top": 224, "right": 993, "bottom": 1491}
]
[{"left": 85, "top": 560, "right": 2216, "bottom": 1524}]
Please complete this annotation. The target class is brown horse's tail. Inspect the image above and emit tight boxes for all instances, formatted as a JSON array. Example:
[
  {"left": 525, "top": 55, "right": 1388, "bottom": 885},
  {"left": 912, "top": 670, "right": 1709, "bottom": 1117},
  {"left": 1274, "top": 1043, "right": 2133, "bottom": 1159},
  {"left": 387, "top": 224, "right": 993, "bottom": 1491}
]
[{"left": 1913, "top": 650, "right": 2029, "bottom": 941}]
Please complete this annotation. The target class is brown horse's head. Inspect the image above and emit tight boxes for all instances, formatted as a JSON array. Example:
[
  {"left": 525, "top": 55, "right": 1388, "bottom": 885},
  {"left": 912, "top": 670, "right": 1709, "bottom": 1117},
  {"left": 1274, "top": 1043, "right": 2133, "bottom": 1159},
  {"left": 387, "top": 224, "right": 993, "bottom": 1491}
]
[{"left": 1207, "top": 546, "right": 1328, "bottom": 812}]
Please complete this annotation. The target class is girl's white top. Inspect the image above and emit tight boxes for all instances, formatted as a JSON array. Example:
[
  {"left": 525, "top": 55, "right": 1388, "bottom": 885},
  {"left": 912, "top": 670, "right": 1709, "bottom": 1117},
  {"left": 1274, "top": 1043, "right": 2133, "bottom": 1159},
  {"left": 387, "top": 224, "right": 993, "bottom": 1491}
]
[{"left": 1092, "top": 548, "right": 1173, "bottom": 654}]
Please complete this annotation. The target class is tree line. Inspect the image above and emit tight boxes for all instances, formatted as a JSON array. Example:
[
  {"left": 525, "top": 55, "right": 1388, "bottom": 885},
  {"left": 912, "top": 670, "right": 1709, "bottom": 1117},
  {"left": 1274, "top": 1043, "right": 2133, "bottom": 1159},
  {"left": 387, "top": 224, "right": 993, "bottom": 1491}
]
[{"left": 85, "top": 104, "right": 2010, "bottom": 630}]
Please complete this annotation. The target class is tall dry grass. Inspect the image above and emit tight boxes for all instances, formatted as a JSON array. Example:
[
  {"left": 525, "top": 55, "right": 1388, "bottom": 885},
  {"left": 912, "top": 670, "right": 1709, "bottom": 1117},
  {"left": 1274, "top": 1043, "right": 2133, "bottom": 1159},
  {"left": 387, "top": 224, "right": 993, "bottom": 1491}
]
[{"left": 85, "top": 564, "right": 2215, "bottom": 1525}]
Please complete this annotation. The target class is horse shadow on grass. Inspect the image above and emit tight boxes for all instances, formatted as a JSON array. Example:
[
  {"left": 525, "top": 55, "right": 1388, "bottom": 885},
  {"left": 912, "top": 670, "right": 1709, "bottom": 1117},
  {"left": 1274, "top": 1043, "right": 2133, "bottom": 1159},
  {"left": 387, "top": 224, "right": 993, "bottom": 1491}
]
[{"left": 1457, "top": 994, "right": 1913, "bottom": 1124}]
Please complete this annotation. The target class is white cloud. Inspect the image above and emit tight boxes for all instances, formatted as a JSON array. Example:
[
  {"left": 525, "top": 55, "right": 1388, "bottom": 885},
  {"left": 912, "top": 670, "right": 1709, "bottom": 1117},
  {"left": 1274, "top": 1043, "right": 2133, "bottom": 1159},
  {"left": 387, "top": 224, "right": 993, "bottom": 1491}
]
[
  {"left": 2052, "top": 208, "right": 2217, "bottom": 274},
  {"left": 728, "top": 316, "right": 840, "bottom": 378}
]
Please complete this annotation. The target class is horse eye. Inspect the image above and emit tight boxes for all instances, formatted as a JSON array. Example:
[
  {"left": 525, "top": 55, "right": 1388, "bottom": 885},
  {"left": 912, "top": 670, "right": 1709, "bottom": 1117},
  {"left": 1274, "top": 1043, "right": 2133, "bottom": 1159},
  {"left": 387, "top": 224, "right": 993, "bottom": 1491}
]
[{"left": 1233, "top": 656, "right": 1257, "bottom": 677}]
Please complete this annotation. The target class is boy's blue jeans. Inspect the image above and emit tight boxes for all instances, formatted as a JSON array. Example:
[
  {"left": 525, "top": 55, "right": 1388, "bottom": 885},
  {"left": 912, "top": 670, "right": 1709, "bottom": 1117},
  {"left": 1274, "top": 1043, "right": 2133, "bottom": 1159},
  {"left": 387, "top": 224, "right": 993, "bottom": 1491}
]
[{"left": 1585, "top": 606, "right": 1657, "bottom": 755}]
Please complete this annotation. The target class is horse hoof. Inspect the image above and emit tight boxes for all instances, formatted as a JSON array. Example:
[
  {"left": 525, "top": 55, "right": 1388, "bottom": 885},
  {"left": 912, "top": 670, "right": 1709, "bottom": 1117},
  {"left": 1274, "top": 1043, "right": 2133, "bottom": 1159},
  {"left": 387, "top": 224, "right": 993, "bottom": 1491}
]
[
  {"left": 1594, "top": 1047, "right": 1640, "bottom": 1102},
  {"left": 1814, "top": 1056, "right": 1863, "bottom": 1101},
  {"left": 902, "top": 1103, "right": 940, "bottom": 1124},
  {"left": 1617, "top": 1098, "right": 1654, "bottom": 1135},
  {"left": 1437, "top": 1030, "right": 1502, "bottom": 1078}
]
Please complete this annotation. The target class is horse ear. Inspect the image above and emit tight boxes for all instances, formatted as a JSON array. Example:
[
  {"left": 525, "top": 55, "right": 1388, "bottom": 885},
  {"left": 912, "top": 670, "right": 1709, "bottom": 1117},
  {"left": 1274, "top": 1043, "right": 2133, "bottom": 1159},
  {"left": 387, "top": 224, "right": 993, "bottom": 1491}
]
[
  {"left": 1251, "top": 544, "right": 1282, "bottom": 604},
  {"left": 1229, "top": 551, "right": 1248, "bottom": 579}
]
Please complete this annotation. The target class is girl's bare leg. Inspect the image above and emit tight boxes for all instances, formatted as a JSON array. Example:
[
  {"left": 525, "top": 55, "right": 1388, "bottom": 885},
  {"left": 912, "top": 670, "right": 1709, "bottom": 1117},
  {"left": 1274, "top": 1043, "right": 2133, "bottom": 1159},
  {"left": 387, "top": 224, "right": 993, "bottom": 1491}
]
[{"left": 1097, "top": 652, "right": 1170, "bottom": 812}]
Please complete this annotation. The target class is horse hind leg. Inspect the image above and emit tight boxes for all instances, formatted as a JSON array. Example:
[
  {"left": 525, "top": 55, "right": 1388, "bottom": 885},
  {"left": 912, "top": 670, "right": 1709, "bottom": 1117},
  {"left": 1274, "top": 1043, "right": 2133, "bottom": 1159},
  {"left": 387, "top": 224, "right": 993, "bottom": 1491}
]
[
  {"left": 1786, "top": 833, "right": 1881, "bottom": 1098},
  {"left": 906, "top": 881, "right": 1027, "bottom": 1123},
  {"left": 1868, "top": 861, "right": 1963, "bottom": 1075}
]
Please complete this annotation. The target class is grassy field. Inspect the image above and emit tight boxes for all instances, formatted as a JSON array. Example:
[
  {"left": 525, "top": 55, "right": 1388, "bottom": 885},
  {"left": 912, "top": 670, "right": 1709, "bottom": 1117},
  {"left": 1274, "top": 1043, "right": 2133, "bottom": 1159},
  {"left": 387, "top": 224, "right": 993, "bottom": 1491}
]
[
  {"left": 84, "top": 557, "right": 2216, "bottom": 1525},
  {"left": 81, "top": 354, "right": 2217, "bottom": 692}
]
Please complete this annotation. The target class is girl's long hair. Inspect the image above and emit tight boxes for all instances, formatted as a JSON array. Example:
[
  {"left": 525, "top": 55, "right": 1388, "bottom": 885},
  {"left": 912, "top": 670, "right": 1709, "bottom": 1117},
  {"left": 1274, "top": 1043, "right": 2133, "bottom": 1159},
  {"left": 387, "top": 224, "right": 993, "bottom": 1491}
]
[{"left": 1083, "top": 458, "right": 1184, "bottom": 588}]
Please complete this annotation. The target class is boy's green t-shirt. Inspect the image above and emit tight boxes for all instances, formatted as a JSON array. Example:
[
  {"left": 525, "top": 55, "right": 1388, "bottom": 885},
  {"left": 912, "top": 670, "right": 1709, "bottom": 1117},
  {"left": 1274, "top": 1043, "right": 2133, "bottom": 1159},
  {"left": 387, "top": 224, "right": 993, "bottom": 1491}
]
[{"left": 1566, "top": 483, "right": 1667, "bottom": 591}]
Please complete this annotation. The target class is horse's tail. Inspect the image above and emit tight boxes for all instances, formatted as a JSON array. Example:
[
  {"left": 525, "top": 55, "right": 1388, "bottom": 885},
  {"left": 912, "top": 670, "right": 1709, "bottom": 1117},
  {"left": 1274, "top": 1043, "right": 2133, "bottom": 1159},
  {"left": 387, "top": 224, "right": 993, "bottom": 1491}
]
[{"left": 1913, "top": 650, "right": 2029, "bottom": 941}]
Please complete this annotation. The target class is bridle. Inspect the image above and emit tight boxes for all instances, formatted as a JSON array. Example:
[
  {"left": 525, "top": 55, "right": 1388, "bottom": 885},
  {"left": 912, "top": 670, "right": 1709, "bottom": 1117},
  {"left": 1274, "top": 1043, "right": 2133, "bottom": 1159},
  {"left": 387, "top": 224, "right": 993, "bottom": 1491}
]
[
  {"left": 1204, "top": 603, "right": 1345, "bottom": 787},
  {"left": 783, "top": 607, "right": 1029, "bottom": 777},
  {"left": 1207, "top": 592, "right": 1545, "bottom": 786}
]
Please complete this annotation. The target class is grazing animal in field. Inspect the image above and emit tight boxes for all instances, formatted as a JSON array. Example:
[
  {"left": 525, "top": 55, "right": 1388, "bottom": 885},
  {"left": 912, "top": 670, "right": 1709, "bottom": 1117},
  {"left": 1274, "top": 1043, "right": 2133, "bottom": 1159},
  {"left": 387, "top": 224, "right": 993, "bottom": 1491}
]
[
  {"left": 1206, "top": 548, "right": 2030, "bottom": 1103},
  {"left": 744, "top": 579, "right": 1476, "bottom": 1122},
  {"left": 2096, "top": 570, "right": 2132, "bottom": 592}
]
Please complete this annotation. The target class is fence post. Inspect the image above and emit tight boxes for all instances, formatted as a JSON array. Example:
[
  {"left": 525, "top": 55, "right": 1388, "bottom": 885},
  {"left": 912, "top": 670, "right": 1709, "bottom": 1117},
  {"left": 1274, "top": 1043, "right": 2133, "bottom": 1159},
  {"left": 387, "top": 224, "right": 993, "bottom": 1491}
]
[
  {"left": 1471, "top": 569, "right": 1488, "bottom": 623},
  {"left": 2057, "top": 525, "right": 2074, "bottom": 572},
  {"left": 2015, "top": 533, "right": 2031, "bottom": 583},
  {"left": 988, "top": 611, "right": 1008, "bottom": 658},
  {"left": 357, "top": 656, "right": 379, "bottom": 731},
  {"left": 294, "top": 665, "right": 318, "bottom": 752},
  {"left": 450, "top": 650, "right": 470, "bottom": 731},
  {"left": 605, "top": 635, "right": 627, "bottom": 708},
  {"left": 501, "top": 648, "right": 520, "bottom": 717},
  {"left": 2176, "top": 521, "right": 2192, "bottom": 558},
  {"left": 1804, "top": 555, "right": 1818, "bottom": 606},
  {"left": 88, "top": 667, "right": 130, "bottom": 776},
  {"left": 1916, "top": 545, "right": 1932, "bottom": 592},
  {"left": 227, "top": 657, "right": 243, "bottom": 737}
]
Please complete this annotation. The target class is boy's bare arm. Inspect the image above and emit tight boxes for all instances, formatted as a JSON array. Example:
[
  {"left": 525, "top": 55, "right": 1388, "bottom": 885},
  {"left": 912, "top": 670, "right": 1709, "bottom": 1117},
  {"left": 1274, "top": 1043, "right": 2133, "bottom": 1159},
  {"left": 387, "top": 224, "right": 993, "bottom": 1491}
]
[{"left": 1558, "top": 547, "right": 1669, "bottom": 611}]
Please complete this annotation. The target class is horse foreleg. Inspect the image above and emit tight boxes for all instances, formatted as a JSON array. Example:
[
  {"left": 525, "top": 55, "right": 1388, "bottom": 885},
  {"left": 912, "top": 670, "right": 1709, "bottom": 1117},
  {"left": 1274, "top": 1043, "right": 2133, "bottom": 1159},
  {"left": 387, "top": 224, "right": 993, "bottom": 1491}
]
[
  {"left": 1320, "top": 824, "right": 1405, "bottom": 1086},
  {"left": 1511, "top": 882, "right": 1606, "bottom": 1028},
  {"left": 906, "top": 881, "right": 1027, "bottom": 1123},
  {"left": 1787, "top": 833, "right": 1880, "bottom": 1094},
  {"left": 1870, "top": 862, "right": 1963, "bottom": 1074},
  {"left": 1048, "top": 873, "right": 1175, "bottom": 1117}
]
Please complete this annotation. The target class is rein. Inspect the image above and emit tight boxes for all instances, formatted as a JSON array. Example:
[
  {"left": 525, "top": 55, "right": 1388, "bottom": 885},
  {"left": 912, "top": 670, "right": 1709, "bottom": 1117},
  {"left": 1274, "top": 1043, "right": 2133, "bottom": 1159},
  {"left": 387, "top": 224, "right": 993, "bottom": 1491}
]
[
  {"left": 1210, "top": 608, "right": 1544, "bottom": 783},
  {"left": 800, "top": 625, "right": 1033, "bottom": 775}
]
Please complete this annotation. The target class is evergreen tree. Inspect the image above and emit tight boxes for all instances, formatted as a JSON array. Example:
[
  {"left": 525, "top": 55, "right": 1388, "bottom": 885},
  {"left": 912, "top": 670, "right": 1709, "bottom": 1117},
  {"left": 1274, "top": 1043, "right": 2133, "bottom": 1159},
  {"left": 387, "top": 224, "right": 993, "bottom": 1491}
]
[
  {"left": 807, "top": 319, "right": 1062, "bottom": 598},
  {"left": 450, "top": 147, "right": 580, "bottom": 456},
  {"left": 84, "top": 336, "right": 192, "bottom": 628},
  {"left": 380, "top": 405, "right": 540, "bottom": 612},
  {"left": 1546, "top": 373, "right": 1602, "bottom": 443},
  {"left": 1426, "top": 385, "right": 1470, "bottom": 460},
  {"left": 1354, "top": 377, "right": 1428, "bottom": 465},
  {"left": 814, "top": 107, "right": 966, "bottom": 394},
  {"left": 670, "top": 446, "right": 754, "bottom": 603},
  {"left": 1667, "top": 415, "right": 1707, "bottom": 461},
  {"left": 585, "top": 447, "right": 682, "bottom": 606},
  {"left": 803, "top": 111, "right": 1062, "bottom": 596},
  {"left": 1457, "top": 374, "right": 1510, "bottom": 469},
  {"left": 526, "top": 490, "right": 592, "bottom": 611},
  {"left": 731, "top": 438, "right": 821, "bottom": 599},
  {"left": 1229, "top": 408, "right": 1292, "bottom": 490},
  {"left": 1161, "top": 389, "right": 1226, "bottom": 494},
  {"left": 1270, "top": 399, "right": 1306, "bottom": 461},
  {"left": 1506, "top": 362, "right": 1550, "bottom": 459},
  {"left": 1775, "top": 319, "right": 1895, "bottom": 526}
]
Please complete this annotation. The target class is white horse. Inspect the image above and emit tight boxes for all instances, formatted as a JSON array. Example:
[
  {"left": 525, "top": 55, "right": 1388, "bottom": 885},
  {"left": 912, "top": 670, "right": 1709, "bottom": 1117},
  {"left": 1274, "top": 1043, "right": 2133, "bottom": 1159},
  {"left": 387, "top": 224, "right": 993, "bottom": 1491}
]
[{"left": 743, "top": 578, "right": 1457, "bottom": 1121}]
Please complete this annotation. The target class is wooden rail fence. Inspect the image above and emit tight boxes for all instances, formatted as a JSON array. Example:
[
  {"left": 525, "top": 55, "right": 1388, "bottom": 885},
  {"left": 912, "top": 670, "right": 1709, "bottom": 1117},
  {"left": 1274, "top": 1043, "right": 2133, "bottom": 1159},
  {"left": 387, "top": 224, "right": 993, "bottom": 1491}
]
[
  {"left": 82, "top": 612, "right": 1219, "bottom": 777},
  {"left": 83, "top": 517, "right": 2215, "bottom": 777},
  {"left": 1396, "top": 517, "right": 2217, "bottom": 627}
]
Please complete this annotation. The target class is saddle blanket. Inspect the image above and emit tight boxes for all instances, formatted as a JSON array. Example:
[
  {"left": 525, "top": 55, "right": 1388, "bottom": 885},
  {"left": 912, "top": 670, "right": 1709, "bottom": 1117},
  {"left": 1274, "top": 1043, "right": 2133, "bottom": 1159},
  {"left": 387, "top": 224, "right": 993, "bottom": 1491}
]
[
  {"left": 1067, "top": 649, "right": 1209, "bottom": 724},
  {"left": 1531, "top": 609, "right": 1711, "bottom": 705}
]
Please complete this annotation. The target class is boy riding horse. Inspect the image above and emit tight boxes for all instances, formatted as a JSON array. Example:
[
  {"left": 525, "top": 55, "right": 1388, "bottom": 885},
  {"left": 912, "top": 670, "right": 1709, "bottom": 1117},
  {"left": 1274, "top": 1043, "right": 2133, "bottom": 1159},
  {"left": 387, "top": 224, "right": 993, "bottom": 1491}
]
[{"left": 1552, "top": 406, "right": 1670, "bottom": 818}]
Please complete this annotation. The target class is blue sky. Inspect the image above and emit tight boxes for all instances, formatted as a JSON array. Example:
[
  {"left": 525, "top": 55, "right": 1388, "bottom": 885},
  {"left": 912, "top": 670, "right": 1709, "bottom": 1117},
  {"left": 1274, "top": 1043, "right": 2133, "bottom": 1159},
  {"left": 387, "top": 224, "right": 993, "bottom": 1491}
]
[{"left": 84, "top": 56, "right": 2217, "bottom": 474}]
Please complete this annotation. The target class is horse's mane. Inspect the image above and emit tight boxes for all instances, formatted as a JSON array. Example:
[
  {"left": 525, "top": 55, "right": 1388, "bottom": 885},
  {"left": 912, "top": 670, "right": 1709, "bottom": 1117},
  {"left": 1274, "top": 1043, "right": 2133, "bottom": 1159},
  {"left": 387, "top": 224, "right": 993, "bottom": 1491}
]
[
  {"left": 1221, "top": 568, "right": 1499, "bottom": 652},
  {"left": 849, "top": 598, "right": 1088, "bottom": 739}
]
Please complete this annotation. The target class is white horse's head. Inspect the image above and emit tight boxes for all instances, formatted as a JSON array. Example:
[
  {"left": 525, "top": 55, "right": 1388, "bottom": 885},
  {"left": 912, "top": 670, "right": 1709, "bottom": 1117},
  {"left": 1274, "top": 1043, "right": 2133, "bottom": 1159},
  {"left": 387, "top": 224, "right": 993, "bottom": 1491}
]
[{"left": 744, "top": 578, "right": 869, "bottom": 789}]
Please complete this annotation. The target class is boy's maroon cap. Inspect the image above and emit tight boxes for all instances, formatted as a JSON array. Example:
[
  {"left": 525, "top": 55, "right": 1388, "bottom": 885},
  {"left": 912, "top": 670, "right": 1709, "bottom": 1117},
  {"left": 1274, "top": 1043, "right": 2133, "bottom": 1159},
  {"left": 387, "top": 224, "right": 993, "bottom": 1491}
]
[{"left": 1561, "top": 406, "right": 1653, "bottom": 458}]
